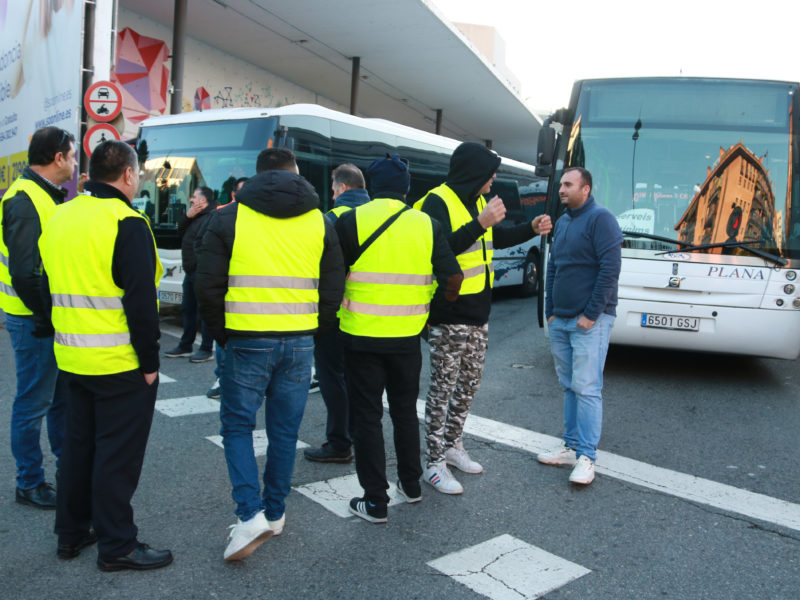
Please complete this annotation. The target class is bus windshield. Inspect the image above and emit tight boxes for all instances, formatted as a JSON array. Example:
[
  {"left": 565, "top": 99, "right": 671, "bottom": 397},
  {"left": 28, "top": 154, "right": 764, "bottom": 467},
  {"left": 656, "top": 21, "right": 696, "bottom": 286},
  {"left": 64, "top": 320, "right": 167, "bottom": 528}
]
[
  {"left": 564, "top": 79, "right": 799, "bottom": 259},
  {"left": 135, "top": 117, "right": 278, "bottom": 237}
]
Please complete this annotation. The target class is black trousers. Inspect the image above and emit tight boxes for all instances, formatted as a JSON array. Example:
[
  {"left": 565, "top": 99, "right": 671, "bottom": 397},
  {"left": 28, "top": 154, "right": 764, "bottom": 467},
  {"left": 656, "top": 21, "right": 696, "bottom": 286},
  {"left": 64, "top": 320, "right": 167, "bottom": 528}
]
[
  {"left": 314, "top": 324, "right": 350, "bottom": 452},
  {"left": 345, "top": 345, "right": 423, "bottom": 505},
  {"left": 54, "top": 369, "right": 158, "bottom": 559}
]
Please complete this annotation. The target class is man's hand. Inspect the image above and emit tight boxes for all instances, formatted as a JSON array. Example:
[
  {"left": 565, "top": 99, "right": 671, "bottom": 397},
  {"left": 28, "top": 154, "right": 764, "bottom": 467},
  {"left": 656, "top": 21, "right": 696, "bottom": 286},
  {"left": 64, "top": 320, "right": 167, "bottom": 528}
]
[
  {"left": 185, "top": 203, "right": 201, "bottom": 219},
  {"left": 143, "top": 371, "right": 158, "bottom": 385},
  {"left": 577, "top": 315, "right": 595, "bottom": 329},
  {"left": 531, "top": 214, "right": 552, "bottom": 235},
  {"left": 547, "top": 315, "right": 555, "bottom": 324},
  {"left": 477, "top": 196, "right": 506, "bottom": 229}
]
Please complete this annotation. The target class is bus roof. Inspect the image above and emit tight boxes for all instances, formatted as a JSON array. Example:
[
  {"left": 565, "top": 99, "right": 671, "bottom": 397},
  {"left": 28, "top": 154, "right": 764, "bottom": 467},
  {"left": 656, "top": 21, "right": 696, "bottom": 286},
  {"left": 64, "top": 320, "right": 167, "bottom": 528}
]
[{"left": 139, "top": 103, "right": 536, "bottom": 172}]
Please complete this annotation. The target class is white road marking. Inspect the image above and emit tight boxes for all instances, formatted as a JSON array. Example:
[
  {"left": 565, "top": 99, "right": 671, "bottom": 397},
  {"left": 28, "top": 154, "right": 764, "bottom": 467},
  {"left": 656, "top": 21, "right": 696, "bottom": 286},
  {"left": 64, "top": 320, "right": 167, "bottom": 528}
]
[
  {"left": 156, "top": 395, "right": 218, "bottom": 417},
  {"left": 158, "top": 372, "right": 176, "bottom": 383},
  {"left": 427, "top": 534, "right": 590, "bottom": 600},
  {"left": 206, "top": 430, "right": 309, "bottom": 456},
  {"left": 395, "top": 399, "right": 800, "bottom": 533},
  {"left": 294, "top": 473, "right": 410, "bottom": 518}
]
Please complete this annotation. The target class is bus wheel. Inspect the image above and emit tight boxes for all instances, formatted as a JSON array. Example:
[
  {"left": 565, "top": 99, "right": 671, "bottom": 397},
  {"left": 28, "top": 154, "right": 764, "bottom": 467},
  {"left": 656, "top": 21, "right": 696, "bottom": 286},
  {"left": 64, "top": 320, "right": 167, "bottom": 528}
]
[{"left": 520, "top": 251, "right": 539, "bottom": 297}]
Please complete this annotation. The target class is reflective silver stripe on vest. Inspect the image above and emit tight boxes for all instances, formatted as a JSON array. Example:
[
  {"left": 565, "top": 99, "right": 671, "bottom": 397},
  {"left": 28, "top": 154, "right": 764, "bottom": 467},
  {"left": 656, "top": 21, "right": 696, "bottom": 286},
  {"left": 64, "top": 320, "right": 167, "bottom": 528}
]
[
  {"left": 225, "top": 301, "right": 318, "bottom": 315},
  {"left": 342, "top": 298, "right": 429, "bottom": 317},
  {"left": 0, "top": 280, "right": 19, "bottom": 297},
  {"left": 228, "top": 275, "right": 319, "bottom": 289},
  {"left": 460, "top": 239, "right": 493, "bottom": 256},
  {"left": 55, "top": 332, "right": 131, "bottom": 348},
  {"left": 462, "top": 264, "right": 494, "bottom": 279},
  {"left": 51, "top": 293, "right": 124, "bottom": 310},
  {"left": 0, "top": 253, "right": 8, "bottom": 267},
  {"left": 346, "top": 271, "right": 433, "bottom": 286}
]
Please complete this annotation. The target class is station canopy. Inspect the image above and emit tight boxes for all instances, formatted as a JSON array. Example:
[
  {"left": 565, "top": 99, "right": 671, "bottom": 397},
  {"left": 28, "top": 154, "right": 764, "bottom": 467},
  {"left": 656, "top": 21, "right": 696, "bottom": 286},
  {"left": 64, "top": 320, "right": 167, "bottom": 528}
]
[{"left": 121, "top": 0, "right": 541, "bottom": 163}]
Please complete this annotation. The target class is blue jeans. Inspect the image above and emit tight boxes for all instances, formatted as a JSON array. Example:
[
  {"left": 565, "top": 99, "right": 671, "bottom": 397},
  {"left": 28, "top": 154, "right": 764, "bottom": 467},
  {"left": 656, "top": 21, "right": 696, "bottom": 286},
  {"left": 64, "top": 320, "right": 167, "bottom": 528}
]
[
  {"left": 180, "top": 271, "right": 213, "bottom": 352},
  {"left": 6, "top": 314, "right": 67, "bottom": 489},
  {"left": 314, "top": 323, "right": 350, "bottom": 452},
  {"left": 220, "top": 335, "right": 313, "bottom": 521},
  {"left": 548, "top": 314, "right": 614, "bottom": 462}
]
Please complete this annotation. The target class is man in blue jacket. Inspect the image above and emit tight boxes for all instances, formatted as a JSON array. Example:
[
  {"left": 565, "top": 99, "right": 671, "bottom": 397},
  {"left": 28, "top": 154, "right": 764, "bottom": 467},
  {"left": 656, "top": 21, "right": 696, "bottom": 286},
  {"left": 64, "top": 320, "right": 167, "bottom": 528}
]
[{"left": 538, "top": 167, "right": 622, "bottom": 485}]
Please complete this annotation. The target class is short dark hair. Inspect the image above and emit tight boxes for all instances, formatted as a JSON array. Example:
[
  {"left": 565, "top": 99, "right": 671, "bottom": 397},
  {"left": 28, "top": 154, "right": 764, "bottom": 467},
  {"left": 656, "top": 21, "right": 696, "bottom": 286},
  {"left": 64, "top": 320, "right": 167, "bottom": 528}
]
[
  {"left": 89, "top": 140, "right": 138, "bottom": 183},
  {"left": 196, "top": 185, "right": 214, "bottom": 204},
  {"left": 332, "top": 163, "right": 365, "bottom": 189},
  {"left": 256, "top": 148, "right": 297, "bottom": 173},
  {"left": 563, "top": 166, "right": 593, "bottom": 192},
  {"left": 28, "top": 126, "right": 75, "bottom": 166}
]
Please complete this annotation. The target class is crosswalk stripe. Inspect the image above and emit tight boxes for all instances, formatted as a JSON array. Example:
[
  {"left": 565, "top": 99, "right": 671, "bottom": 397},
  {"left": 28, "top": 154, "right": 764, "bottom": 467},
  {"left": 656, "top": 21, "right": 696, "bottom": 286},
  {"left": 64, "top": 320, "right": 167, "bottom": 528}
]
[
  {"left": 158, "top": 372, "right": 176, "bottom": 383},
  {"left": 205, "top": 431, "right": 309, "bottom": 456},
  {"left": 399, "top": 399, "right": 800, "bottom": 533},
  {"left": 427, "top": 534, "right": 590, "bottom": 600},
  {"left": 294, "top": 473, "right": 410, "bottom": 518},
  {"left": 156, "top": 396, "right": 218, "bottom": 417}
]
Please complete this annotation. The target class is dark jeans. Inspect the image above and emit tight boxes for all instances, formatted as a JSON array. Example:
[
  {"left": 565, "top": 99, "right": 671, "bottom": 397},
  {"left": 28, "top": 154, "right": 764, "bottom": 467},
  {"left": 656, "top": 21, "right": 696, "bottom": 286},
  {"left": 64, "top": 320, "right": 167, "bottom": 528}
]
[
  {"left": 345, "top": 344, "right": 423, "bottom": 505},
  {"left": 314, "top": 324, "right": 350, "bottom": 452},
  {"left": 180, "top": 271, "right": 213, "bottom": 352},
  {"left": 55, "top": 369, "right": 158, "bottom": 559}
]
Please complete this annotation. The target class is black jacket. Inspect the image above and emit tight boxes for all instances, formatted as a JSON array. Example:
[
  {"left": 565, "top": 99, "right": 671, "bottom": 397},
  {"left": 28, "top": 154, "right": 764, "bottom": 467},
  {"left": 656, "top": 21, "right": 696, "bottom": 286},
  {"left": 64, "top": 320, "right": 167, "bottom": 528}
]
[
  {"left": 178, "top": 202, "right": 216, "bottom": 274},
  {"left": 419, "top": 143, "right": 536, "bottom": 326},
  {"left": 195, "top": 170, "right": 345, "bottom": 345},
  {"left": 38, "top": 181, "right": 161, "bottom": 373},
  {"left": 2, "top": 167, "right": 67, "bottom": 316}
]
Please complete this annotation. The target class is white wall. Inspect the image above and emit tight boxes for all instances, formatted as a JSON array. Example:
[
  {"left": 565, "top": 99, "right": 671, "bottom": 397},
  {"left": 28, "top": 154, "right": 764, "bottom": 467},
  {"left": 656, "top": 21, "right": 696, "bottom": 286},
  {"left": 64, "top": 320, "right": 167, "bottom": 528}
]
[{"left": 117, "top": 8, "right": 345, "bottom": 136}]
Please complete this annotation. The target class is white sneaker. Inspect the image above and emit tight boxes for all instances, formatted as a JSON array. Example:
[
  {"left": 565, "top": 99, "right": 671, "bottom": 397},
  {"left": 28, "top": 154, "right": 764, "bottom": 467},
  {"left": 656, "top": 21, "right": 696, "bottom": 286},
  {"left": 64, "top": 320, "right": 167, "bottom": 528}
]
[
  {"left": 444, "top": 442, "right": 483, "bottom": 474},
  {"left": 423, "top": 461, "right": 464, "bottom": 495},
  {"left": 223, "top": 512, "right": 273, "bottom": 561},
  {"left": 268, "top": 514, "right": 285, "bottom": 536},
  {"left": 569, "top": 455, "right": 595, "bottom": 485},
  {"left": 537, "top": 444, "right": 577, "bottom": 466}
]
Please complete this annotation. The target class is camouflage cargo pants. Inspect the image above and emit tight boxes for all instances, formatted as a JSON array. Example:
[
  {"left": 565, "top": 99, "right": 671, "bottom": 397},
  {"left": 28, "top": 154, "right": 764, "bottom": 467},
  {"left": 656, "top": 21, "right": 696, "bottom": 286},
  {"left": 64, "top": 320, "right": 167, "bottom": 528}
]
[{"left": 424, "top": 323, "right": 489, "bottom": 466}]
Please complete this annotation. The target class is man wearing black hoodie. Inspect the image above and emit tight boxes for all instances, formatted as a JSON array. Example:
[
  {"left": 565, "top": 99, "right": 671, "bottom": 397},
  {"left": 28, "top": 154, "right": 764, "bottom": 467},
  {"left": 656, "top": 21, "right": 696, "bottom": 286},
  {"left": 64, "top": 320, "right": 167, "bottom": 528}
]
[
  {"left": 418, "top": 142, "right": 552, "bottom": 494},
  {"left": 195, "top": 148, "right": 344, "bottom": 561}
]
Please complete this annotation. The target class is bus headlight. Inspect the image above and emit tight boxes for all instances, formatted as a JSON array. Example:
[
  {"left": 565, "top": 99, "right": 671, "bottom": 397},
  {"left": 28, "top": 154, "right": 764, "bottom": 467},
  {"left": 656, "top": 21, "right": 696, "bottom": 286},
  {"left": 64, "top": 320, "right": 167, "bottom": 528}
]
[
  {"left": 787, "top": 271, "right": 797, "bottom": 281},
  {"left": 785, "top": 284, "right": 796, "bottom": 294}
]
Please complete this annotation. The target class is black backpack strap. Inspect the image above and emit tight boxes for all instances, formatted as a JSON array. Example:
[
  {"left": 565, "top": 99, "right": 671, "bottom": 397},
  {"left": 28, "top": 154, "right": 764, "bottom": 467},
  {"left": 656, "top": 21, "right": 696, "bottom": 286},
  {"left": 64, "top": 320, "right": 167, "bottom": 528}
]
[{"left": 354, "top": 205, "right": 411, "bottom": 263}]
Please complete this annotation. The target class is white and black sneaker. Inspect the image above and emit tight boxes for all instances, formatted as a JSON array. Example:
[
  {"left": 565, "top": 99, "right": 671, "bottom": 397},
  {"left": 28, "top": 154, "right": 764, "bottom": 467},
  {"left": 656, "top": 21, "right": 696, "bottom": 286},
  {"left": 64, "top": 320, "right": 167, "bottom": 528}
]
[
  {"left": 348, "top": 497, "right": 387, "bottom": 523},
  {"left": 396, "top": 480, "right": 422, "bottom": 504}
]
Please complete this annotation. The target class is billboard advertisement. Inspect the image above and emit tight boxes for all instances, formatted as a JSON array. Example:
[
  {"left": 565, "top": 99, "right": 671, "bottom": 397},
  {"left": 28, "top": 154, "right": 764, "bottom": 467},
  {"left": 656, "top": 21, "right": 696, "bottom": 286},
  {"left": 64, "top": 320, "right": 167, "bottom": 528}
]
[{"left": 0, "top": 0, "right": 83, "bottom": 195}]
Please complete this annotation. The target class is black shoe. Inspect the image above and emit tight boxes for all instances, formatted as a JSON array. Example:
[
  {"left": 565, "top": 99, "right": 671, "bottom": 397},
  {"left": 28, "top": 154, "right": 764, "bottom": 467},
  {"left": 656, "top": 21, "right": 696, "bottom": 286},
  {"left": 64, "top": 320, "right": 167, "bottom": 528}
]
[
  {"left": 348, "top": 497, "right": 387, "bottom": 523},
  {"left": 16, "top": 481, "right": 56, "bottom": 509},
  {"left": 206, "top": 379, "right": 221, "bottom": 399},
  {"left": 57, "top": 530, "right": 98, "bottom": 559},
  {"left": 97, "top": 543, "right": 173, "bottom": 572},
  {"left": 189, "top": 349, "right": 214, "bottom": 363},
  {"left": 164, "top": 345, "right": 192, "bottom": 358},
  {"left": 309, "top": 378, "right": 320, "bottom": 393},
  {"left": 303, "top": 443, "right": 353, "bottom": 463}
]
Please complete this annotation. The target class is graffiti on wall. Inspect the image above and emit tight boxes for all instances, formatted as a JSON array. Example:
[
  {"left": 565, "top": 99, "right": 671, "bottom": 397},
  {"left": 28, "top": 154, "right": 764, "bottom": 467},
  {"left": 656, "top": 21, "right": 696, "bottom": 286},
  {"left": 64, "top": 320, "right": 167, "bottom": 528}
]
[{"left": 111, "top": 27, "right": 169, "bottom": 124}]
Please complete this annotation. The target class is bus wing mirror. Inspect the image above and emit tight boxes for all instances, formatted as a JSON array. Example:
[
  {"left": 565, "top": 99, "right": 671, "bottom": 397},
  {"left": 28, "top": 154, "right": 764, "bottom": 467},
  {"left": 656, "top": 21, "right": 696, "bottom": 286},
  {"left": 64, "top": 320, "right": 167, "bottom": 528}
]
[{"left": 537, "top": 127, "right": 555, "bottom": 167}]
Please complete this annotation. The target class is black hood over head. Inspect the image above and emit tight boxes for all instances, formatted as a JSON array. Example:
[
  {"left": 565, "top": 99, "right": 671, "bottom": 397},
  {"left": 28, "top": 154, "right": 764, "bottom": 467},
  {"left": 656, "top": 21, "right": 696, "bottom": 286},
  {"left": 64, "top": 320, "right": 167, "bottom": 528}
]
[
  {"left": 235, "top": 169, "right": 319, "bottom": 218},
  {"left": 446, "top": 142, "right": 502, "bottom": 203}
]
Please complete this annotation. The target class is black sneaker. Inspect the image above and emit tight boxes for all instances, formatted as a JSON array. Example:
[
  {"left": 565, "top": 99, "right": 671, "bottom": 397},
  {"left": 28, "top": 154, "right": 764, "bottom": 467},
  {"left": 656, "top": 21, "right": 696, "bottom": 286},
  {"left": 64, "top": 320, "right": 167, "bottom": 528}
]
[
  {"left": 206, "top": 379, "right": 221, "bottom": 399},
  {"left": 309, "top": 377, "right": 320, "bottom": 393},
  {"left": 16, "top": 481, "right": 56, "bottom": 509},
  {"left": 348, "top": 497, "right": 387, "bottom": 523},
  {"left": 164, "top": 345, "right": 192, "bottom": 358},
  {"left": 189, "top": 349, "right": 214, "bottom": 363},
  {"left": 396, "top": 480, "right": 422, "bottom": 504},
  {"left": 303, "top": 443, "right": 353, "bottom": 463}
]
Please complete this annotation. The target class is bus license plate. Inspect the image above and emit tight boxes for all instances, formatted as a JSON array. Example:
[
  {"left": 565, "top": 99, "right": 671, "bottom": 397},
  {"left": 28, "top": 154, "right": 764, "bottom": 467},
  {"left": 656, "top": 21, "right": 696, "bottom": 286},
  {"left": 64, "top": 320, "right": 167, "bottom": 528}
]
[
  {"left": 641, "top": 314, "right": 699, "bottom": 331},
  {"left": 159, "top": 290, "right": 183, "bottom": 305}
]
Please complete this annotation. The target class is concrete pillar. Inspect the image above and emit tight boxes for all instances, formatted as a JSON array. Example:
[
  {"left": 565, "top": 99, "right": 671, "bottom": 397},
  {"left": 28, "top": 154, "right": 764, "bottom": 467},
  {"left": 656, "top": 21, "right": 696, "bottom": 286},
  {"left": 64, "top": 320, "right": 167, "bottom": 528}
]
[
  {"left": 350, "top": 57, "right": 360, "bottom": 115},
  {"left": 170, "top": 0, "right": 187, "bottom": 114}
]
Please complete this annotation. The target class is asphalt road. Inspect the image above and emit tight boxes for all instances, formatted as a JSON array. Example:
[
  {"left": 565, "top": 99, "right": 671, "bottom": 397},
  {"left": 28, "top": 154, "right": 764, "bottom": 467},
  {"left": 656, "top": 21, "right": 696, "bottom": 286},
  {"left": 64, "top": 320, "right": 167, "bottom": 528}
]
[{"left": 1, "top": 290, "right": 798, "bottom": 599}]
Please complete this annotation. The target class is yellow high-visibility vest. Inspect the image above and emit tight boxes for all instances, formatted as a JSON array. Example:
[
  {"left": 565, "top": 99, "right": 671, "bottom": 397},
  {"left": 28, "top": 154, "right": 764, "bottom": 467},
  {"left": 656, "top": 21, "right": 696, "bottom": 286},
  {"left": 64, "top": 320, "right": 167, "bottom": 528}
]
[
  {"left": 339, "top": 198, "right": 435, "bottom": 338},
  {"left": 225, "top": 204, "right": 325, "bottom": 333},
  {"left": 39, "top": 194, "right": 164, "bottom": 375},
  {"left": 417, "top": 183, "right": 493, "bottom": 294},
  {"left": 0, "top": 178, "right": 59, "bottom": 315}
]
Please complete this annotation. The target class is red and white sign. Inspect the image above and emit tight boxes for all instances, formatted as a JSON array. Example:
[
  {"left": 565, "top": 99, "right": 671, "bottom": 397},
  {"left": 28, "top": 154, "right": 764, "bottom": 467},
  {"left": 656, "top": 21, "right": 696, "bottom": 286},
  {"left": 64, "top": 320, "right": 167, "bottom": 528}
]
[
  {"left": 83, "top": 123, "right": 121, "bottom": 157},
  {"left": 84, "top": 81, "right": 123, "bottom": 122}
]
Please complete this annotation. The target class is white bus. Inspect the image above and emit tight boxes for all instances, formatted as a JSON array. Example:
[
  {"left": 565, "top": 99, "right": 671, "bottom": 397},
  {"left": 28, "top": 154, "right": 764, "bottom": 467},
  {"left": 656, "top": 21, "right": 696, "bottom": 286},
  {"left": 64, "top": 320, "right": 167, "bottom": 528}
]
[
  {"left": 134, "top": 104, "right": 547, "bottom": 304},
  {"left": 536, "top": 77, "right": 800, "bottom": 359}
]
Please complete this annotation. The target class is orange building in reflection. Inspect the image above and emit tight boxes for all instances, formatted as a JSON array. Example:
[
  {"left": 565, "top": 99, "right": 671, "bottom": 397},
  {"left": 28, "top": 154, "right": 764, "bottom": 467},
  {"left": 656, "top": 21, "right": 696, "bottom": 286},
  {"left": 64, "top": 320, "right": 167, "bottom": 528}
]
[{"left": 675, "top": 142, "right": 779, "bottom": 252}]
